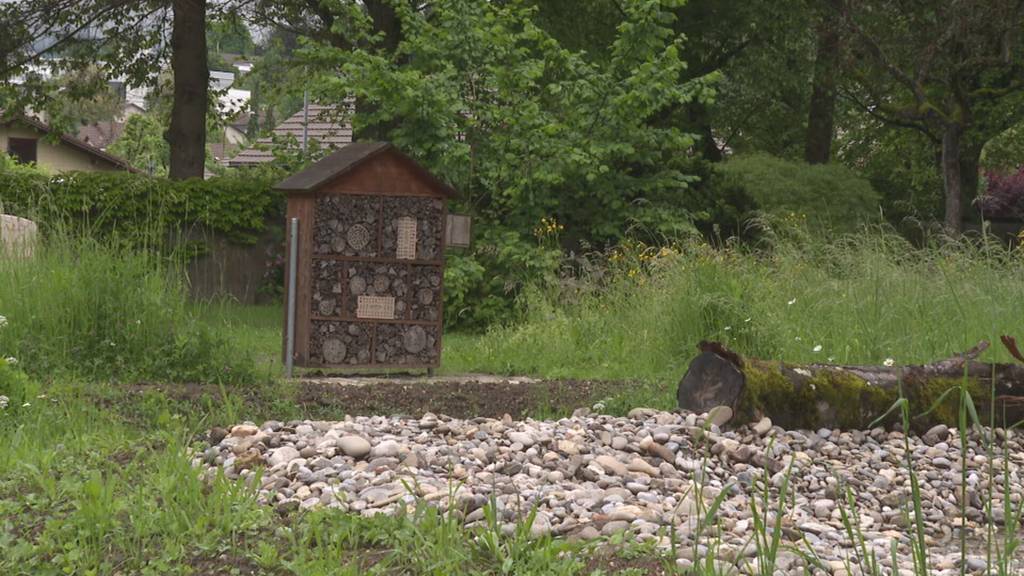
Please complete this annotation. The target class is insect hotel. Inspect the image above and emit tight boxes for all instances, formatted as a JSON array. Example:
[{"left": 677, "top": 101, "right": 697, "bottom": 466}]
[{"left": 277, "top": 143, "right": 466, "bottom": 373}]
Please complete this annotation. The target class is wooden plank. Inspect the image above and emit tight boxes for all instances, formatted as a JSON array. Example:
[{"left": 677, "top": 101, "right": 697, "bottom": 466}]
[
  {"left": 311, "top": 254, "right": 444, "bottom": 266},
  {"left": 310, "top": 315, "right": 443, "bottom": 327}
]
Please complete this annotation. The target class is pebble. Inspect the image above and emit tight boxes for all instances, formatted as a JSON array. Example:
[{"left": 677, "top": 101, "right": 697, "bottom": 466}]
[
  {"left": 198, "top": 410, "right": 1022, "bottom": 573},
  {"left": 267, "top": 446, "right": 300, "bottom": 467},
  {"left": 337, "top": 435, "right": 371, "bottom": 458},
  {"left": 753, "top": 417, "right": 773, "bottom": 436},
  {"left": 707, "top": 405, "right": 733, "bottom": 428}
]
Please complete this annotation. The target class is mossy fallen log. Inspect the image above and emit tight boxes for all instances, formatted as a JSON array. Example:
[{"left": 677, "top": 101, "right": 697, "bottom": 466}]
[{"left": 677, "top": 341, "right": 1024, "bottom": 430}]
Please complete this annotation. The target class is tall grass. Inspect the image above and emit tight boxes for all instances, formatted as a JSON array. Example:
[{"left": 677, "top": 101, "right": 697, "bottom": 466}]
[
  {"left": 446, "top": 229, "right": 1024, "bottom": 407},
  {"left": 0, "top": 233, "right": 251, "bottom": 383}
]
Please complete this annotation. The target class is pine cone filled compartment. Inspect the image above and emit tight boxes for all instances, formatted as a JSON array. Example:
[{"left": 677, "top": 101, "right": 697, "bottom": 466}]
[
  {"left": 314, "top": 195, "right": 381, "bottom": 257},
  {"left": 375, "top": 323, "right": 439, "bottom": 365},
  {"left": 310, "top": 320, "right": 372, "bottom": 366},
  {"left": 381, "top": 197, "right": 444, "bottom": 261},
  {"left": 344, "top": 262, "right": 409, "bottom": 320},
  {"left": 311, "top": 259, "right": 343, "bottom": 317}
]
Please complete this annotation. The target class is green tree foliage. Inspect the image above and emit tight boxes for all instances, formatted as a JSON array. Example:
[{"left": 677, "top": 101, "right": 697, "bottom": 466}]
[
  {"left": 308, "top": 0, "right": 709, "bottom": 242},
  {"left": 108, "top": 114, "right": 171, "bottom": 176}
]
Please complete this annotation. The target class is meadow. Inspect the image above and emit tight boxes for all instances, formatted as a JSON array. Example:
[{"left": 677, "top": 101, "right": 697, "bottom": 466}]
[{"left": 1, "top": 228, "right": 1023, "bottom": 574}]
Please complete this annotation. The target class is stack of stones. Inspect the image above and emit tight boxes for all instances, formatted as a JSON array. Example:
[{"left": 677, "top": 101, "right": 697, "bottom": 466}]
[{"left": 198, "top": 408, "right": 1022, "bottom": 575}]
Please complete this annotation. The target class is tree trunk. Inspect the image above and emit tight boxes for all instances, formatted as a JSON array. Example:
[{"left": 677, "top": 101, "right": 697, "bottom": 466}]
[
  {"left": 354, "top": 0, "right": 404, "bottom": 142},
  {"left": 804, "top": 0, "right": 840, "bottom": 165},
  {"left": 942, "top": 122, "right": 964, "bottom": 234},
  {"left": 167, "top": 0, "right": 209, "bottom": 181},
  {"left": 677, "top": 341, "right": 1024, "bottom": 430}
]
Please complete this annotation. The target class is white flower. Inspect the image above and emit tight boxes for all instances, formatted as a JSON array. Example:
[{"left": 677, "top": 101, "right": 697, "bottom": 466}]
[
  {"left": 0, "top": 315, "right": 7, "bottom": 328},
  {"left": 813, "top": 344, "right": 822, "bottom": 353},
  {"left": 883, "top": 358, "right": 895, "bottom": 367},
  {"left": 0, "top": 396, "right": 8, "bottom": 409},
  {"left": 744, "top": 318, "right": 752, "bottom": 323},
  {"left": 4, "top": 356, "right": 16, "bottom": 365},
  {"left": 724, "top": 326, "right": 732, "bottom": 331},
  {"left": 827, "top": 356, "right": 834, "bottom": 363},
  {"left": 795, "top": 336, "right": 802, "bottom": 342},
  {"left": 21, "top": 402, "right": 29, "bottom": 408},
  {"left": 787, "top": 298, "right": 797, "bottom": 306}
]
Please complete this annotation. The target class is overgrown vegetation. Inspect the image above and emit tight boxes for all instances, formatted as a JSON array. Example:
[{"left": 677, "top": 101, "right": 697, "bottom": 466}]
[
  {"left": 446, "top": 228, "right": 1024, "bottom": 409},
  {"left": 0, "top": 233, "right": 251, "bottom": 383}
]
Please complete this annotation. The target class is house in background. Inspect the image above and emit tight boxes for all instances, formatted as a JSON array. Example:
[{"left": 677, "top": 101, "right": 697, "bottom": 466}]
[
  {"left": 2, "top": 115, "right": 138, "bottom": 173},
  {"left": 226, "top": 104, "right": 353, "bottom": 167}
]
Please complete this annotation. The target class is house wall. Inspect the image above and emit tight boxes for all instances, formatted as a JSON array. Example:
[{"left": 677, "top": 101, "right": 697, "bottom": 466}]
[{"left": 0, "top": 125, "right": 123, "bottom": 173}]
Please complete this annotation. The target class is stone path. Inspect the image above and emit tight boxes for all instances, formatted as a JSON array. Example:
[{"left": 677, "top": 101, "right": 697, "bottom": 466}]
[{"left": 197, "top": 407, "right": 1023, "bottom": 575}]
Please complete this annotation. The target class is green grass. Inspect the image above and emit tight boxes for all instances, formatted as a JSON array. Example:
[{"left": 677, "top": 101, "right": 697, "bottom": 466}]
[
  {"left": 445, "top": 230, "right": 1024, "bottom": 409},
  {"left": 0, "top": 234, "right": 252, "bottom": 384},
  {"left": 193, "top": 301, "right": 284, "bottom": 380}
]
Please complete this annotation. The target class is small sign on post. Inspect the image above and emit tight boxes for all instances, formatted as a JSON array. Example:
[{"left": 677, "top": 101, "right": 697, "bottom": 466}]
[{"left": 445, "top": 214, "right": 472, "bottom": 249}]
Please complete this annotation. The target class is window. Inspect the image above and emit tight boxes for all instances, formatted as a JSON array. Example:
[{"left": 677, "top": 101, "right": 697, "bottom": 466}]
[{"left": 7, "top": 138, "right": 37, "bottom": 165}]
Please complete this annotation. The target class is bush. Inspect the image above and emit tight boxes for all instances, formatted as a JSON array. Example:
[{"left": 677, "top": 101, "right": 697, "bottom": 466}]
[
  {"left": 717, "top": 153, "right": 881, "bottom": 233},
  {"left": 976, "top": 168, "right": 1024, "bottom": 219},
  {"left": 0, "top": 234, "right": 252, "bottom": 383},
  {"left": 443, "top": 227, "right": 561, "bottom": 329},
  {"left": 0, "top": 158, "right": 284, "bottom": 249}
]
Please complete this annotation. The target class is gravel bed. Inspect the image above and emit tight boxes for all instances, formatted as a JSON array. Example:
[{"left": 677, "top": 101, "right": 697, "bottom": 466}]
[{"left": 197, "top": 407, "right": 1023, "bottom": 575}]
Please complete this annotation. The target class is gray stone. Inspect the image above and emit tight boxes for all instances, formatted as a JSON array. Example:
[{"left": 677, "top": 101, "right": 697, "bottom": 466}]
[
  {"left": 707, "top": 405, "right": 733, "bottom": 428},
  {"left": 370, "top": 440, "right": 401, "bottom": 458},
  {"left": 267, "top": 446, "right": 301, "bottom": 467},
  {"left": 338, "top": 435, "right": 372, "bottom": 458},
  {"left": 753, "top": 417, "right": 773, "bottom": 436}
]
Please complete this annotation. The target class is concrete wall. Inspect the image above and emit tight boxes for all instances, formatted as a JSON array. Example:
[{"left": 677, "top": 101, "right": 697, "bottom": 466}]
[{"left": 0, "top": 124, "right": 122, "bottom": 173}]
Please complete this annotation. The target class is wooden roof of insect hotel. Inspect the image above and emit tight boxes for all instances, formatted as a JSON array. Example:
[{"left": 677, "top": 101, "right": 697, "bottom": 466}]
[{"left": 274, "top": 142, "right": 458, "bottom": 199}]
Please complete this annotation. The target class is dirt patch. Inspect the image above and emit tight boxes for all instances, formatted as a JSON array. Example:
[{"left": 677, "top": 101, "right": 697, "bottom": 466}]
[
  {"left": 581, "top": 549, "right": 673, "bottom": 575},
  {"left": 295, "top": 377, "right": 622, "bottom": 419},
  {"left": 123, "top": 376, "right": 626, "bottom": 421}
]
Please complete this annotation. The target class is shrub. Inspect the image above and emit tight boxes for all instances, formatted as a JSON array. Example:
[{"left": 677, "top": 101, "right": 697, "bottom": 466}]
[
  {"left": 976, "top": 168, "right": 1024, "bottom": 219},
  {"left": 443, "top": 227, "right": 561, "bottom": 329},
  {"left": 718, "top": 153, "right": 881, "bottom": 233},
  {"left": 0, "top": 158, "right": 284, "bottom": 249},
  {"left": 0, "top": 234, "right": 252, "bottom": 383}
]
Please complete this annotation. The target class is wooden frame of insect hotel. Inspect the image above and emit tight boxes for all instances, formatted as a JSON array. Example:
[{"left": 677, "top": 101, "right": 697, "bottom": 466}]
[{"left": 277, "top": 143, "right": 464, "bottom": 372}]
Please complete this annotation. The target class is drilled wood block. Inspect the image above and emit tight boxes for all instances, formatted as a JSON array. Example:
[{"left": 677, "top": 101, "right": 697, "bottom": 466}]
[
  {"left": 396, "top": 216, "right": 417, "bottom": 260},
  {"left": 356, "top": 295, "right": 396, "bottom": 320}
]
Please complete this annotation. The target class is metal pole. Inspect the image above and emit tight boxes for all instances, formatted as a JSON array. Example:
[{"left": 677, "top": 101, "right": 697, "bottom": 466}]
[
  {"left": 285, "top": 217, "right": 299, "bottom": 378},
  {"left": 302, "top": 80, "right": 309, "bottom": 154}
]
